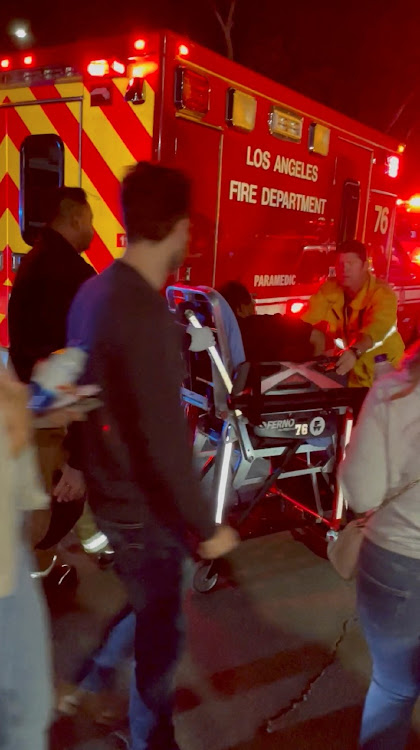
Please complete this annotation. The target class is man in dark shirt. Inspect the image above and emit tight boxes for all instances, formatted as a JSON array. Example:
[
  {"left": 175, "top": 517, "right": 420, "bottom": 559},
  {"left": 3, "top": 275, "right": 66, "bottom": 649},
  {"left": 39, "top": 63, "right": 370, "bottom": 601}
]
[
  {"left": 218, "top": 281, "right": 325, "bottom": 362},
  {"left": 8, "top": 187, "right": 95, "bottom": 583},
  {"left": 76, "top": 163, "right": 238, "bottom": 750},
  {"left": 9, "top": 187, "right": 95, "bottom": 383}
]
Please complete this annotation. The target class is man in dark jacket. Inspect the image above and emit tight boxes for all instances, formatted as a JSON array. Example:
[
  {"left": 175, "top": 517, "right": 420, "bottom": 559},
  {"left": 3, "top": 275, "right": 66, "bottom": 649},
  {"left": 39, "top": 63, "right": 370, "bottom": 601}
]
[
  {"left": 9, "top": 187, "right": 95, "bottom": 382},
  {"left": 8, "top": 187, "right": 95, "bottom": 583},
  {"left": 74, "top": 162, "right": 238, "bottom": 750}
]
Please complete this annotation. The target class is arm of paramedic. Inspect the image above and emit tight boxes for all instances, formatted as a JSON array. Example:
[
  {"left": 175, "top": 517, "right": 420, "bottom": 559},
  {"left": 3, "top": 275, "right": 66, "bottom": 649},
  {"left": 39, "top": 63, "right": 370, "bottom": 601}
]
[
  {"left": 357, "top": 287, "right": 398, "bottom": 349},
  {"left": 338, "top": 387, "right": 387, "bottom": 513},
  {"left": 301, "top": 287, "right": 330, "bottom": 327},
  {"left": 109, "top": 311, "right": 216, "bottom": 543},
  {"left": 309, "top": 328, "right": 326, "bottom": 356}
]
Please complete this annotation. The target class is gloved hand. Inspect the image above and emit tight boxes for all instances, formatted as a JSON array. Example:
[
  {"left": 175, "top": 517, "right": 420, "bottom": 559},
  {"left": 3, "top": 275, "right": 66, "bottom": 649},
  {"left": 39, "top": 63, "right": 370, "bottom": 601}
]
[{"left": 187, "top": 324, "right": 216, "bottom": 352}]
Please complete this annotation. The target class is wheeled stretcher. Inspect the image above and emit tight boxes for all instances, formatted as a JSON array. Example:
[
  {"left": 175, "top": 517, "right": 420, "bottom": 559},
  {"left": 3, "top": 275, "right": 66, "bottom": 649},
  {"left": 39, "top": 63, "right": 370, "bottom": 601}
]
[{"left": 167, "top": 285, "right": 367, "bottom": 592}]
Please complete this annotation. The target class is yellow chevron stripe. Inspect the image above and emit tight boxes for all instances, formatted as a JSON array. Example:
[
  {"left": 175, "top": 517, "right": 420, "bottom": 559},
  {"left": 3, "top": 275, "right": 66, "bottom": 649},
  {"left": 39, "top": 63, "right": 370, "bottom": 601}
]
[
  {"left": 113, "top": 78, "right": 155, "bottom": 137},
  {"left": 7, "top": 135, "right": 20, "bottom": 187},
  {"left": 58, "top": 82, "right": 137, "bottom": 180},
  {"left": 80, "top": 168, "right": 124, "bottom": 258},
  {"left": 11, "top": 101, "right": 124, "bottom": 255},
  {"left": 0, "top": 135, "right": 19, "bottom": 187},
  {"left": 0, "top": 209, "right": 29, "bottom": 254},
  {"left": 0, "top": 137, "right": 7, "bottom": 183},
  {"left": 2, "top": 87, "right": 34, "bottom": 105},
  {"left": 81, "top": 86, "right": 136, "bottom": 180},
  {"left": 51, "top": 82, "right": 84, "bottom": 99}
]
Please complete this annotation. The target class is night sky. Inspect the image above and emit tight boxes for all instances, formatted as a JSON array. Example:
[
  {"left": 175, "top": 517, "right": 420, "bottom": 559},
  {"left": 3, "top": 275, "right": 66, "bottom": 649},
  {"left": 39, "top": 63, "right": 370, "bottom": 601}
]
[{"left": 1, "top": 0, "right": 420, "bottom": 192}]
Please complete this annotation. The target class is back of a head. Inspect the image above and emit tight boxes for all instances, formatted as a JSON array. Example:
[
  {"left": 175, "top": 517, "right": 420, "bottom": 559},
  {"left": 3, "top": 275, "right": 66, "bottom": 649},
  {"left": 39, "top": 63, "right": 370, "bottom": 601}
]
[
  {"left": 336, "top": 239, "right": 367, "bottom": 263},
  {"left": 121, "top": 162, "right": 191, "bottom": 244},
  {"left": 46, "top": 186, "right": 89, "bottom": 226},
  {"left": 218, "top": 281, "right": 253, "bottom": 317}
]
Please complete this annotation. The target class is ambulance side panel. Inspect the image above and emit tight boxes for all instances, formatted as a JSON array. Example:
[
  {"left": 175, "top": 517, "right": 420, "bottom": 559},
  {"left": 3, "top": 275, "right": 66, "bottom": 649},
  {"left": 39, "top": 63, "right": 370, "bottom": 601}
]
[
  {"left": 0, "top": 70, "right": 157, "bottom": 347},
  {"left": 160, "top": 32, "right": 400, "bottom": 314}
]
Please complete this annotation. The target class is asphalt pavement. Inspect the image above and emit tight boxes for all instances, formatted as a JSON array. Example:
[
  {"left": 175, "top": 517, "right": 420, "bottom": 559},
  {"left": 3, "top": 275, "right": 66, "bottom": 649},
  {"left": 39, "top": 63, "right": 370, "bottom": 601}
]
[{"left": 49, "top": 527, "right": 420, "bottom": 750}]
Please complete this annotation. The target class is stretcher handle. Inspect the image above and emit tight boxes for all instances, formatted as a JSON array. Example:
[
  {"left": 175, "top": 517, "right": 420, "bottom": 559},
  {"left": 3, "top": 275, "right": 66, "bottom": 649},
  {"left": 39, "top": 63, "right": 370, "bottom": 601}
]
[{"left": 185, "top": 309, "right": 233, "bottom": 395}]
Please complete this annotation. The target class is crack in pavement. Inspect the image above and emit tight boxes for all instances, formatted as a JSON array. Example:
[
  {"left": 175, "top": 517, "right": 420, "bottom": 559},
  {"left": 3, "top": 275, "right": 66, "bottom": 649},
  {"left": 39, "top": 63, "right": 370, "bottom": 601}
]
[{"left": 266, "top": 615, "right": 358, "bottom": 734}]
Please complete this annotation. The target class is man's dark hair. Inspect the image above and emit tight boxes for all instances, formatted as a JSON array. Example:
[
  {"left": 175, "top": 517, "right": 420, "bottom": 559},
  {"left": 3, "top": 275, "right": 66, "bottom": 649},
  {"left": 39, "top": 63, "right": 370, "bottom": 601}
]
[
  {"left": 121, "top": 162, "right": 191, "bottom": 243},
  {"left": 218, "top": 281, "right": 253, "bottom": 315},
  {"left": 336, "top": 239, "right": 367, "bottom": 263},
  {"left": 46, "top": 186, "right": 88, "bottom": 224}
]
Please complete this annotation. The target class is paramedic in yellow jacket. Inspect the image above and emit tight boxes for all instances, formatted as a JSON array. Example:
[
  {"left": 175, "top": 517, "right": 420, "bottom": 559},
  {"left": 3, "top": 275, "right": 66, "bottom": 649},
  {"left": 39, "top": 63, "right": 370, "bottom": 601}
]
[{"left": 302, "top": 239, "right": 404, "bottom": 387}]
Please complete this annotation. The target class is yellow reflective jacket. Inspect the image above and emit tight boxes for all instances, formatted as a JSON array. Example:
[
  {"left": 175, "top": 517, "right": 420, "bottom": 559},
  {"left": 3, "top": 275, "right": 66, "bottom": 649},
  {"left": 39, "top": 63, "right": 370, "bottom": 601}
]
[{"left": 302, "top": 273, "right": 404, "bottom": 387}]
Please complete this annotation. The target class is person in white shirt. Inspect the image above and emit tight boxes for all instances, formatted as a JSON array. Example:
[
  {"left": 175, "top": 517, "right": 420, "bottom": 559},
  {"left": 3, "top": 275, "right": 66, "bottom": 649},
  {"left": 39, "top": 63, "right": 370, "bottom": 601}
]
[{"left": 339, "top": 340, "right": 420, "bottom": 750}]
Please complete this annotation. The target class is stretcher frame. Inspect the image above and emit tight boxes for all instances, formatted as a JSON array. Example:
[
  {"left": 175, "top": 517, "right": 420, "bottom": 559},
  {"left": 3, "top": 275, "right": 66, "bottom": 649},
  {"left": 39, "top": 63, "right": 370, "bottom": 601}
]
[{"left": 167, "top": 284, "right": 357, "bottom": 540}]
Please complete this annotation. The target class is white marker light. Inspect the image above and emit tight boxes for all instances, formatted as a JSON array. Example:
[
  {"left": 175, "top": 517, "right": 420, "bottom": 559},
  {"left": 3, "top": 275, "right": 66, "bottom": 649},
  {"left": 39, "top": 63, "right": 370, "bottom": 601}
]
[{"left": 15, "top": 28, "right": 28, "bottom": 39}]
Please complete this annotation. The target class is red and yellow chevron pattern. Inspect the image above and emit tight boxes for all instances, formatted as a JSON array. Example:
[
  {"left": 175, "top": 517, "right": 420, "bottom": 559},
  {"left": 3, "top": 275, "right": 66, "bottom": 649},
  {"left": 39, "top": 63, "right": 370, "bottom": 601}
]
[{"left": 0, "top": 76, "right": 154, "bottom": 346}]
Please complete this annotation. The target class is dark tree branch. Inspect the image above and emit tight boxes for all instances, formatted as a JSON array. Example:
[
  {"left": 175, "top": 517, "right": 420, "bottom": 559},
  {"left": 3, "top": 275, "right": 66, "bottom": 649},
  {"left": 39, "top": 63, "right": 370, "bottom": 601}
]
[{"left": 208, "top": 0, "right": 237, "bottom": 59}]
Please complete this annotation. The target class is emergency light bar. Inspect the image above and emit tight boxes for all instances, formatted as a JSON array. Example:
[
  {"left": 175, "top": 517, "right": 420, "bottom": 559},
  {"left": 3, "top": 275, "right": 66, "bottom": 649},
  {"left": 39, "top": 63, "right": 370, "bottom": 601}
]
[{"left": 270, "top": 106, "right": 303, "bottom": 142}]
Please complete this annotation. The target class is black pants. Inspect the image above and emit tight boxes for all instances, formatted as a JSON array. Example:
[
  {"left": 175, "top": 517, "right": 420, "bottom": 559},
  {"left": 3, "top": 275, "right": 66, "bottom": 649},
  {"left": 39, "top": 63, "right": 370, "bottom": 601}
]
[{"left": 96, "top": 516, "right": 186, "bottom": 750}]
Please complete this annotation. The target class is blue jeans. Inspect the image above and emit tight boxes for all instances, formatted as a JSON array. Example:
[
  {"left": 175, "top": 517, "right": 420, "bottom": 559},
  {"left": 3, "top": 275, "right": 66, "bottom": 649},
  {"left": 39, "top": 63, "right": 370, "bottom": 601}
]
[
  {"left": 79, "top": 608, "right": 136, "bottom": 693},
  {"left": 96, "top": 517, "right": 187, "bottom": 750},
  {"left": 357, "top": 538, "right": 420, "bottom": 749},
  {"left": 0, "top": 544, "right": 52, "bottom": 750}
]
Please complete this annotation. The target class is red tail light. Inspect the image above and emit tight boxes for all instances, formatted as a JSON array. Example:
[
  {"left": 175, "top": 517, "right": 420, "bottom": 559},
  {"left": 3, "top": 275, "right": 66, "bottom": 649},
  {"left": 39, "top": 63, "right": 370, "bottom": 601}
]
[
  {"left": 0, "top": 58, "right": 11, "bottom": 70},
  {"left": 175, "top": 68, "right": 209, "bottom": 115},
  {"left": 23, "top": 55, "right": 34, "bottom": 66},
  {"left": 178, "top": 44, "right": 190, "bottom": 57},
  {"left": 134, "top": 38, "right": 146, "bottom": 51}
]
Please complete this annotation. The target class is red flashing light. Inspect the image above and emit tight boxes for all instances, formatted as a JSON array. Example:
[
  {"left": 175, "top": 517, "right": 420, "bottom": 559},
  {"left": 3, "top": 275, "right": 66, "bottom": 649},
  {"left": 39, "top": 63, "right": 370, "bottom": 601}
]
[
  {"left": 87, "top": 59, "right": 109, "bottom": 77},
  {"left": 0, "top": 58, "right": 11, "bottom": 70},
  {"left": 23, "top": 55, "right": 33, "bottom": 66},
  {"left": 175, "top": 68, "right": 209, "bottom": 116},
  {"left": 128, "top": 60, "right": 158, "bottom": 79},
  {"left": 111, "top": 60, "right": 126, "bottom": 75},
  {"left": 386, "top": 155, "right": 399, "bottom": 179},
  {"left": 134, "top": 38, "right": 146, "bottom": 51},
  {"left": 178, "top": 44, "right": 190, "bottom": 57},
  {"left": 407, "top": 194, "right": 420, "bottom": 210}
]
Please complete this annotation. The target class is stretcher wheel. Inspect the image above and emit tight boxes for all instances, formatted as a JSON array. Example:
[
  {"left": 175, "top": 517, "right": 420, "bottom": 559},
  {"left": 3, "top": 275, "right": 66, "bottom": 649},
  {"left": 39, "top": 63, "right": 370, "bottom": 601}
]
[{"left": 193, "top": 561, "right": 219, "bottom": 593}]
